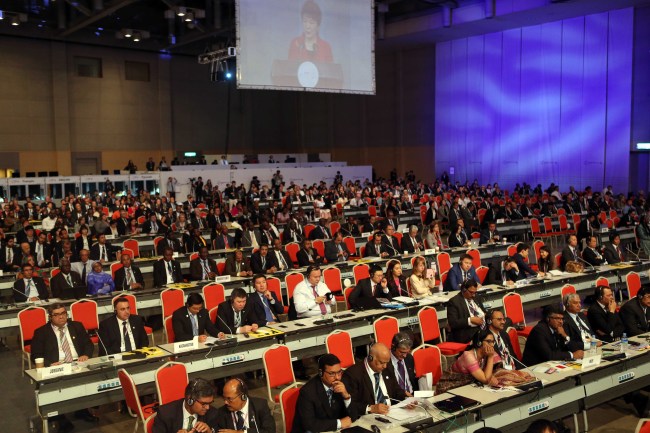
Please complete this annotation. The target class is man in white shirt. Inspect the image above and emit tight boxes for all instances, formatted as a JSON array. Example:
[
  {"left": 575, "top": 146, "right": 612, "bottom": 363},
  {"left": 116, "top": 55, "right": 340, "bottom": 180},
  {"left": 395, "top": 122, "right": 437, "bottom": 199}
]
[
  {"left": 562, "top": 293, "right": 601, "bottom": 352},
  {"left": 293, "top": 266, "right": 336, "bottom": 318},
  {"left": 71, "top": 249, "right": 95, "bottom": 284},
  {"left": 97, "top": 296, "right": 149, "bottom": 355},
  {"left": 41, "top": 211, "right": 58, "bottom": 232}
]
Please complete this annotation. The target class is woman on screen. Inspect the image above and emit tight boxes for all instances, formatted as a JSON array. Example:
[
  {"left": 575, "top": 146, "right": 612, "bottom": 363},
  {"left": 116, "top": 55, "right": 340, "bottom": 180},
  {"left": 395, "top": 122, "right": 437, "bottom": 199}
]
[{"left": 288, "top": 0, "right": 333, "bottom": 63}]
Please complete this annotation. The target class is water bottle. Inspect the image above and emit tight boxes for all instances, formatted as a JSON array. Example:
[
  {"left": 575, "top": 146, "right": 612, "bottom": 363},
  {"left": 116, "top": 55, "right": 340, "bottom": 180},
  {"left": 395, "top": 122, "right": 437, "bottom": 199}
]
[
  {"left": 589, "top": 336, "right": 597, "bottom": 355},
  {"left": 620, "top": 333, "right": 628, "bottom": 354}
]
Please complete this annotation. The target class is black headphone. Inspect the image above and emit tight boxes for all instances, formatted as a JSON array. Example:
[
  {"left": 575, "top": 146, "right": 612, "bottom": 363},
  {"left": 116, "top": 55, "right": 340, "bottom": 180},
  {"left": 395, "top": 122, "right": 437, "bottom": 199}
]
[
  {"left": 390, "top": 333, "right": 412, "bottom": 351},
  {"left": 594, "top": 285, "right": 608, "bottom": 300},
  {"left": 234, "top": 377, "right": 248, "bottom": 401},
  {"left": 367, "top": 342, "right": 376, "bottom": 362},
  {"left": 471, "top": 331, "right": 483, "bottom": 349},
  {"left": 485, "top": 309, "right": 498, "bottom": 326},
  {"left": 186, "top": 378, "right": 201, "bottom": 406}
]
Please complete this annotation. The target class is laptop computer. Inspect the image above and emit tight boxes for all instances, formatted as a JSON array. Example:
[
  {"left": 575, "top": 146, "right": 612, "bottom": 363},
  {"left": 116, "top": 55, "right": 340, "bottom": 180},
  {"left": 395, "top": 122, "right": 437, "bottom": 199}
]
[
  {"left": 58, "top": 285, "right": 88, "bottom": 300},
  {"left": 434, "top": 395, "right": 480, "bottom": 413},
  {"left": 469, "top": 238, "right": 480, "bottom": 248}
]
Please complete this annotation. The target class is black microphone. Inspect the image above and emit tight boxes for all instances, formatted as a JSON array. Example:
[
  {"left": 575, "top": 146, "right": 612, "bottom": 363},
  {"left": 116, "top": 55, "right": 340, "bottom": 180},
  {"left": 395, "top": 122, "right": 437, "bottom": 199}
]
[
  {"left": 576, "top": 256, "right": 597, "bottom": 273},
  {"left": 625, "top": 246, "right": 642, "bottom": 263},
  {"left": 96, "top": 329, "right": 112, "bottom": 359},
  {"left": 11, "top": 282, "right": 48, "bottom": 302},
  {"left": 217, "top": 313, "right": 235, "bottom": 335}
]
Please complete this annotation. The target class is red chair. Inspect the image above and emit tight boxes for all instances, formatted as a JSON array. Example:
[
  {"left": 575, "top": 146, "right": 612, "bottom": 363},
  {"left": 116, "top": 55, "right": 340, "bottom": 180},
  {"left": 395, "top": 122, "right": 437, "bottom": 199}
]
[
  {"left": 164, "top": 316, "right": 175, "bottom": 344},
  {"left": 344, "top": 286, "right": 355, "bottom": 310},
  {"left": 627, "top": 272, "right": 641, "bottom": 299},
  {"left": 137, "top": 215, "right": 146, "bottom": 225},
  {"left": 303, "top": 224, "right": 316, "bottom": 239},
  {"left": 312, "top": 240, "right": 326, "bottom": 262},
  {"left": 440, "top": 271, "right": 449, "bottom": 286},
  {"left": 359, "top": 245, "right": 366, "bottom": 258},
  {"left": 373, "top": 316, "right": 399, "bottom": 347},
  {"left": 470, "top": 231, "right": 481, "bottom": 239},
  {"left": 111, "top": 262, "right": 124, "bottom": 280},
  {"left": 18, "top": 306, "right": 47, "bottom": 373},
  {"left": 532, "top": 240, "right": 545, "bottom": 264},
  {"left": 155, "top": 361, "right": 189, "bottom": 405},
  {"left": 329, "top": 221, "right": 341, "bottom": 236},
  {"left": 112, "top": 294, "right": 154, "bottom": 345},
  {"left": 368, "top": 205, "right": 377, "bottom": 217},
  {"left": 50, "top": 268, "right": 61, "bottom": 278},
  {"left": 266, "top": 277, "right": 287, "bottom": 313},
  {"left": 153, "top": 236, "right": 164, "bottom": 255},
  {"left": 123, "top": 239, "right": 140, "bottom": 258},
  {"left": 217, "top": 261, "right": 226, "bottom": 275},
  {"left": 323, "top": 266, "right": 345, "bottom": 301},
  {"left": 117, "top": 368, "right": 157, "bottom": 433},
  {"left": 209, "top": 306, "right": 218, "bottom": 324},
  {"left": 475, "top": 266, "right": 489, "bottom": 284},
  {"left": 560, "top": 284, "right": 576, "bottom": 307},
  {"left": 506, "top": 327, "right": 523, "bottom": 361},
  {"left": 202, "top": 283, "right": 225, "bottom": 311},
  {"left": 436, "top": 252, "right": 451, "bottom": 275},
  {"left": 70, "top": 299, "right": 99, "bottom": 344},
  {"left": 418, "top": 307, "right": 466, "bottom": 356},
  {"left": 557, "top": 215, "right": 574, "bottom": 235},
  {"left": 507, "top": 244, "right": 519, "bottom": 257},
  {"left": 285, "top": 272, "right": 304, "bottom": 301},
  {"left": 189, "top": 252, "right": 199, "bottom": 261},
  {"left": 160, "top": 288, "right": 185, "bottom": 319},
  {"left": 263, "top": 344, "right": 296, "bottom": 403},
  {"left": 353, "top": 264, "right": 370, "bottom": 285},
  {"left": 595, "top": 277, "right": 609, "bottom": 288},
  {"left": 572, "top": 214, "right": 582, "bottom": 230},
  {"left": 466, "top": 248, "right": 481, "bottom": 268},
  {"left": 121, "top": 248, "right": 135, "bottom": 259},
  {"left": 326, "top": 330, "right": 355, "bottom": 369},
  {"left": 412, "top": 344, "right": 442, "bottom": 387},
  {"left": 503, "top": 293, "right": 532, "bottom": 338},
  {"left": 554, "top": 252, "right": 562, "bottom": 269},
  {"left": 343, "top": 236, "right": 357, "bottom": 257},
  {"left": 145, "top": 414, "right": 156, "bottom": 433},
  {"left": 285, "top": 242, "right": 300, "bottom": 265},
  {"left": 280, "top": 383, "right": 302, "bottom": 433}
]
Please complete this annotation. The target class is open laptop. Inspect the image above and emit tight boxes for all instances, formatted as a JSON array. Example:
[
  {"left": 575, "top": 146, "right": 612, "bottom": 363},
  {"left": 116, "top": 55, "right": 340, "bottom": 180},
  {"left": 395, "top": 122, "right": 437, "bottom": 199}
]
[{"left": 469, "top": 238, "right": 480, "bottom": 248}]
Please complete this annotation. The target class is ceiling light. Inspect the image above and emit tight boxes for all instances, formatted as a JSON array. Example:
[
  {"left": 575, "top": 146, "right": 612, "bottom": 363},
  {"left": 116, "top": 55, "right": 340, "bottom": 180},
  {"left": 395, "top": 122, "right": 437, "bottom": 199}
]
[
  {"left": 0, "top": 11, "right": 4, "bottom": 20},
  {"left": 184, "top": 11, "right": 194, "bottom": 22},
  {"left": 176, "top": 6, "right": 186, "bottom": 16},
  {"left": 123, "top": 28, "right": 132, "bottom": 37},
  {"left": 132, "top": 32, "right": 141, "bottom": 42},
  {"left": 11, "top": 16, "right": 20, "bottom": 26}
]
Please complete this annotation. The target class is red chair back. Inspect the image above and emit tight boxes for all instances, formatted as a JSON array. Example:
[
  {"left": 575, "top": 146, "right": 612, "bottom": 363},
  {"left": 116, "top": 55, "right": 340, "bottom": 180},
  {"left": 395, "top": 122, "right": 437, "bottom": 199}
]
[
  {"left": 153, "top": 236, "right": 164, "bottom": 255},
  {"left": 51, "top": 268, "right": 61, "bottom": 278},
  {"left": 190, "top": 253, "right": 199, "bottom": 261},
  {"left": 312, "top": 240, "right": 326, "bottom": 260},
  {"left": 110, "top": 262, "right": 123, "bottom": 280},
  {"left": 560, "top": 284, "right": 576, "bottom": 306},
  {"left": 475, "top": 266, "right": 489, "bottom": 284},
  {"left": 533, "top": 240, "right": 545, "bottom": 263},
  {"left": 418, "top": 307, "right": 441, "bottom": 342},
  {"left": 263, "top": 344, "right": 296, "bottom": 401},
  {"left": 466, "top": 248, "right": 481, "bottom": 268},
  {"left": 554, "top": 253, "right": 562, "bottom": 269},
  {"left": 112, "top": 293, "right": 139, "bottom": 315},
  {"left": 280, "top": 384, "right": 302, "bottom": 433},
  {"left": 161, "top": 288, "right": 185, "bottom": 319},
  {"left": 209, "top": 306, "right": 218, "bottom": 324},
  {"left": 18, "top": 306, "right": 47, "bottom": 349},
  {"left": 123, "top": 239, "right": 140, "bottom": 258},
  {"left": 344, "top": 286, "right": 355, "bottom": 310},
  {"left": 155, "top": 362, "right": 189, "bottom": 405},
  {"left": 542, "top": 217, "right": 554, "bottom": 233},
  {"left": 595, "top": 277, "right": 609, "bottom": 288},
  {"left": 373, "top": 316, "right": 399, "bottom": 347},
  {"left": 329, "top": 221, "right": 341, "bottom": 236},
  {"left": 117, "top": 368, "right": 149, "bottom": 422},
  {"left": 164, "top": 316, "right": 175, "bottom": 344},
  {"left": 627, "top": 272, "right": 642, "bottom": 299},
  {"left": 436, "top": 252, "right": 451, "bottom": 275},
  {"left": 326, "top": 330, "right": 355, "bottom": 369},
  {"left": 440, "top": 271, "right": 449, "bottom": 285},
  {"left": 507, "top": 244, "right": 518, "bottom": 256},
  {"left": 285, "top": 272, "right": 304, "bottom": 300},
  {"left": 412, "top": 344, "right": 442, "bottom": 385},
  {"left": 70, "top": 299, "right": 99, "bottom": 333},
  {"left": 323, "top": 267, "right": 343, "bottom": 294},
  {"left": 507, "top": 327, "right": 523, "bottom": 360},
  {"left": 217, "top": 261, "right": 226, "bottom": 275},
  {"left": 503, "top": 293, "right": 526, "bottom": 326},
  {"left": 353, "top": 264, "right": 370, "bottom": 285},
  {"left": 343, "top": 236, "right": 357, "bottom": 256},
  {"left": 285, "top": 242, "right": 300, "bottom": 264},
  {"left": 202, "top": 283, "right": 225, "bottom": 311},
  {"left": 572, "top": 214, "right": 582, "bottom": 228},
  {"left": 303, "top": 224, "right": 316, "bottom": 239},
  {"left": 530, "top": 218, "right": 541, "bottom": 236}
]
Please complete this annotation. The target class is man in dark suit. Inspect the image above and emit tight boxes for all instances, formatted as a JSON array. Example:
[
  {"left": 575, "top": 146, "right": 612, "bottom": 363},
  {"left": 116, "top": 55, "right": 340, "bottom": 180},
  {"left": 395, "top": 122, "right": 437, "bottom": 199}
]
[
  {"left": 259, "top": 220, "right": 278, "bottom": 246},
  {"left": 13, "top": 263, "right": 49, "bottom": 302},
  {"left": 250, "top": 244, "right": 277, "bottom": 274},
  {"left": 292, "top": 354, "right": 359, "bottom": 433},
  {"left": 485, "top": 257, "right": 523, "bottom": 286},
  {"left": 34, "top": 231, "right": 53, "bottom": 268},
  {"left": 446, "top": 280, "right": 486, "bottom": 343},
  {"left": 157, "top": 230, "right": 182, "bottom": 256},
  {"left": 296, "top": 239, "right": 323, "bottom": 267},
  {"left": 216, "top": 378, "right": 275, "bottom": 433},
  {"left": 50, "top": 258, "right": 84, "bottom": 299},
  {"left": 386, "top": 332, "right": 418, "bottom": 395},
  {"left": 400, "top": 226, "right": 424, "bottom": 254},
  {"left": 309, "top": 218, "right": 332, "bottom": 240},
  {"left": 0, "top": 235, "right": 19, "bottom": 272},
  {"left": 153, "top": 247, "right": 183, "bottom": 287},
  {"left": 382, "top": 225, "right": 401, "bottom": 256},
  {"left": 224, "top": 250, "right": 253, "bottom": 277},
  {"left": 241, "top": 221, "right": 262, "bottom": 248},
  {"left": 513, "top": 243, "right": 540, "bottom": 278},
  {"left": 142, "top": 214, "right": 163, "bottom": 235},
  {"left": 282, "top": 220, "right": 303, "bottom": 245},
  {"left": 98, "top": 296, "right": 149, "bottom": 355},
  {"left": 620, "top": 287, "right": 650, "bottom": 337},
  {"left": 444, "top": 254, "right": 481, "bottom": 292},
  {"left": 487, "top": 309, "right": 524, "bottom": 370},
  {"left": 153, "top": 378, "right": 219, "bottom": 433},
  {"left": 339, "top": 216, "right": 361, "bottom": 238},
  {"left": 89, "top": 233, "right": 116, "bottom": 263},
  {"left": 113, "top": 254, "right": 145, "bottom": 291},
  {"left": 189, "top": 246, "right": 219, "bottom": 280},
  {"left": 364, "top": 232, "right": 388, "bottom": 259},
  {"left": 563, "top": 293, "right": 600, "bottom": 352},
  {"left": 116, "top": 211, "right": 129, "bottom": 236},
  {"left": 324, "top": 233, "right": 351, "bottom": 263},
  {"left": 213, "top": 224, "right": 234, "bottom": 250},
  {"left": 248, "top": 274, "right": 284, "bottom": 328},
  {"left": 479, "top": 221, "right": 501, "bottom": 246},
  {"left": 342, "top": 343, "right": 406, "bottom": 416},
  {"left": 215, "top": 288, "right": 260, "bottom": 335},
  {"left": 587, "top": 285, "right": 624, "bottom": 342},
  {"left": 577, "top": 214, "right": 599, "bottom": 248},
  {"left": 383, "top": 211, "right": 399, "bottom": 232},
  {"left": 603, "top": 233, "right": 626, "bottom": 264},
  {"left": 171, "top": 293, "right": 223, "bottom": 342},
  {"left": 349, "top": 265, "right": 390, "bottom": 309},
  {"left": 522, "top": 305, "right": 584, "bottom": 366},
  {"left": 560, "top": 235, "right": 580, "bottom": 271},
  {"left": 268, "top": 238, "right": 294, "bottom": 272}
]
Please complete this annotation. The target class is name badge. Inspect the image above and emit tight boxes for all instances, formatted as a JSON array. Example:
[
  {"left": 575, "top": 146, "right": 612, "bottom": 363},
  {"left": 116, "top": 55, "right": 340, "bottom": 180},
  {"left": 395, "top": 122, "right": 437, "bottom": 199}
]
[
  {"left": 40, "top": 363, "right": 72, "bottom": 379},
  {"left": 173, "top": 337, "right": 199, "bottom": 353},
  {"left": 215, "top": 275, "right": 231, "bottom": 283}
]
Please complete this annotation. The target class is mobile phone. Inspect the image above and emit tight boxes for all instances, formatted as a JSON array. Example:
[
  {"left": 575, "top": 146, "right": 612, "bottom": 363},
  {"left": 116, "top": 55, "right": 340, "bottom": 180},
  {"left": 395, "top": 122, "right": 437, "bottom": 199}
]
[{"left": 375, "top": 417, "right": 390, "bottom": 423}]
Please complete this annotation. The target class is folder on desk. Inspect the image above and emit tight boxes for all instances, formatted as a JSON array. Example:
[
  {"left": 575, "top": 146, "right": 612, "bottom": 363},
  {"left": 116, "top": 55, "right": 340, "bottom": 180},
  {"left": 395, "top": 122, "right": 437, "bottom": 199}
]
[{"left": 248, "top": 327, "right": 284, "bottom": 338}]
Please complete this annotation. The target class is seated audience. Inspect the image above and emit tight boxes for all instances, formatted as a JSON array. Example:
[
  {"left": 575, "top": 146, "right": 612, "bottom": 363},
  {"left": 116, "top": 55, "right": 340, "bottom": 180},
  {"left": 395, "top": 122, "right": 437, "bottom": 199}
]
[
  {"left": 13, "top": 262, "right": 49, "bottom": 302},
  {"left": 522, "top": 304, "right": 584, "bottom": 366},
  {"left": 349, "top": 265, "right": 390, "bottom": 308},
  {"left": 587, "top": 285, "right": 624, "bottom": 342},
  {"left": 582, "top": 236, "right": 606, "bottom": 266},
  {"left": 216, "top": 378, "right": 275, "bottom": 433},
  {"left": 87, "top": 261, "right": 115, "bottom": 295},
  {"left": 382, "top": 225, "right": 401, "bottom": 256},
  {"left": 603, "top": 232, "right": 626, "bottom": 264},
  {"left": 513, "top": 243, "right": 541, "bottom": 277},
  {"left": 560, "top": 235, "right": 580, "bottom": 271},
  {"left": 248, "top": 274, "right": 284, "bottom": 327},
  {"left": 444, "top": 254, "right": 481, "bottom": 292},
  {"left": 447, "top": 280, "right": 486, "bottom": 343},
  {"left": 409, "top": 256, "right": 437, "bottom": 298},
  {"left": 269, "top": 238, "right": 294, "bottom": 271},
  {"left": 479, "top": 221, "right": 501, "bottom": 245},
  {"left": 153, "top": 378, "right": 218, "bottom": 433},
  {"left": 364, "top": 232, "right": 389, "bottom": 258},
  {"left": 50, "top": 258, "right": 84, "bottom": 299},
  {"left": 537, "top": 245, "right": 554, "bottom": 274},
  {"left": 153, "top": 247, "right": 183, "bottom": 287},
  {"left": 293, "top": 266, "right": 336, "bottom": 318},
  {"left": 215, "top": 288, "right": 259, "bottom": 334},
  {"left": 172, "top": 293, "right": 223, "bottom": 342},
  {"left": 296, "top": 239, "right": 323, "bottom": 267},
  {"left": 324, "top": 232, "right": 351, "bottom": 263},
  {"left": 485, "top": 257, "right": 523, "bottom": 286},
  {"left": 385, "top": 260, "right": 409, "bottom": 298},
  {"left": 386, "top": 332, "right": 417, "bottom": 395},
  {"left": 113, "top": 254, "right": 145, "bottom": 291},
  {"left": 619, "top": 286, "right": 650, "bottom": 337},
  {"left": 225, "top": 249, "right": 253, "bottom": 277},
  {"left": 189, "top": 246, "right": 219, "bottom": 280},
  {"left": 562, "top": 293, "right": 601, "bottom": 352},
  {"left": 98, "top": 296, "right": 149, "bottom": 355}
]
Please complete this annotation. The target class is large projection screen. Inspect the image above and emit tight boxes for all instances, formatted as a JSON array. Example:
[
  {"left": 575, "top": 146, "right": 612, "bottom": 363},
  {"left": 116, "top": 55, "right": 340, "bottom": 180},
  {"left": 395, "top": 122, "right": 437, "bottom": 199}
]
[{"left": 236, "top": 0, "right": 375, "bottom": 95}]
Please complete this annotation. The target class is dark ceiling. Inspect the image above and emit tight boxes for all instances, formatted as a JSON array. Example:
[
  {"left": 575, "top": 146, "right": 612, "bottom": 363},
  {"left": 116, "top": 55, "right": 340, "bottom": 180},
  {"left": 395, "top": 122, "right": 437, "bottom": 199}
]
[{"left": 0, "top": 0, "right": 455, "bottom": 55}]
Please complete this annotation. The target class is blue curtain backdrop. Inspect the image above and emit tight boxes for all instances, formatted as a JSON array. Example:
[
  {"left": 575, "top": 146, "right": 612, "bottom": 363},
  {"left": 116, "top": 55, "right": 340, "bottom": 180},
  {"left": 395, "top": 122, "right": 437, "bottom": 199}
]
[{"left": 434, "top": 8, "right": 633, "bottom": 192}]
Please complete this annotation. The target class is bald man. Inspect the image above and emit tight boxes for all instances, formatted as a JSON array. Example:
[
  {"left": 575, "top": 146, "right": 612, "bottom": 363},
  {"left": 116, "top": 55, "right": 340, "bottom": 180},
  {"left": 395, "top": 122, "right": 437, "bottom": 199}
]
[{"left": 342, "top": 343, "right": 406, "bottom": 415}]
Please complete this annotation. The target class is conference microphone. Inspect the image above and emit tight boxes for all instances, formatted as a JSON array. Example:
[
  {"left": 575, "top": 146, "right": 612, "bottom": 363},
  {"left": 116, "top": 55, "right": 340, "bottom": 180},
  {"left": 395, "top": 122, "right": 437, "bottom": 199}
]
[
  {"left": 95, "top": 329, "right": 111, "bottom": 360},
  {"left": 576, "top": 256, "right": 597, "bottom": 273},
  {"left": 251, "top": 415, "right": 260, "bottom": 433},
  {"left": 625, "top": 246, "right": 642, "bottom": 264},
  {"left": 384, "top": 239, "right": 399, "bottom": 256},
  {"left": 216, "top": 313, "right": 235, "bottom": 336},
  {"left": 11, "top": 285, "right": 47, "bottom": 302}
]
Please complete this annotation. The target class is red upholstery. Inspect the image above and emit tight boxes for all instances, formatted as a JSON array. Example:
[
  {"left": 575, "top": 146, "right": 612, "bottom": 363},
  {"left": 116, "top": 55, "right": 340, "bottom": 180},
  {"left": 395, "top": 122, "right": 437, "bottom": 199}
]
[
  {"left": 373, "top": 316, "right": 399, "bottom": 347},
  {"left": 202, "top": 283, "right": 225, "bottom": 311},
  {"left": 326, "top": 330, "right": 355, "bottom": 369},
  {"left": 263, "top": 344, "right": 296, "bottom": 403},
  {"left": 155, "top": 361, "right": 189, "bottom": 405}
]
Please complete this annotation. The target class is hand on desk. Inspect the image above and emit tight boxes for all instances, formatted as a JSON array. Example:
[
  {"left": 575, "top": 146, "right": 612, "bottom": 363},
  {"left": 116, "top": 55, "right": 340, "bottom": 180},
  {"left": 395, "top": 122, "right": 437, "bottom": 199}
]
[
  {"left": 370, "top": 403, "right": 390, "bottom": 415},
  {"left": 339, "top": 417, "right": 352, "bottom": 429},
  {"left": 573, "top": 350, "right": 585, "bottom": 360},
  {"left": 77, "top": 355, "right": 89, "bottom": 362}
]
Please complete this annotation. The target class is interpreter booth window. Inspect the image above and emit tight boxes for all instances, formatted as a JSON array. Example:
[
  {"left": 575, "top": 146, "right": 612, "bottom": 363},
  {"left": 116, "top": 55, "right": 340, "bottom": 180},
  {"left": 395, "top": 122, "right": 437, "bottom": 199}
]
[
  {"left": 75, "top": 56, "right": 103, "bottom": 78},
  {"left": 10, "top": 185, "right": 43, "bottom": 200},
  {"left": 0, "top": 186, "right": 6, "bottom": 201},
  {"left": 49, "top": 183, "right": 78, "bottom": 200},
  {"left": 129, "top": 180, "right": 159, "bottom": 195},
  {"left": 82, "top": 182, "right": 100, "bottom": 195}
]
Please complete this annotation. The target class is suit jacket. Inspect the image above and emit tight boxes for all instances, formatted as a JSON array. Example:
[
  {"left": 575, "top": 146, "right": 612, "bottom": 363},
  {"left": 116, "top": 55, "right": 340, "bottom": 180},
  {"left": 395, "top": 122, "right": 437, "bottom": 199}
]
[
  {"left": 339, "top": 223, "right": 361, "bottom": 237},
  {"left": 349, "top": 278, "right": 389, "bottom": 309},
  {"left": 296, "top": 248, "right": 322, "bottom": 267},
  {"left": 400, "top": 235, "right": 422, "bottom": 254},
  {"left": 224, "top": 256, "right": 252, "bottom": 277},
  {"left": 98, "top": 314, "right": 149, "bottom": 355},
  {"left": 50, "top": 271, "right": 84, "bottom": 299},
  {"left": 13, "top": 277, "right": 49, "bottom": 302},
  {"left": 386, "top": 276, "right": 409, "bottom": 299},
  {"left": 90, "top": 242, "right": 116, "bottom": 261},
  {"left": 603, "top": 243, "right": 625, "bottom": 265},
  {"left": 113, "top": 265, "right": 146, "bottom": 291},
  {"left": 381, "top": 235, "right": 401, "bottom": 256},
  {"left": 513, "top": 253, "right": 537, "bottom": 277},
  {"left": 582, "top": 247, "right": 606, "bottom": 266},
  {"left": 251, "top": 252, "right": 273, "bottom": 273},
  {"left": 522, "top": 322, "right": 572, "bottom": 366},
  {"left": 75, "top": 236, "right": 93, "bottom": 254},
  {"left": 33, "top": 242, "right": 53, "bottom": 267},
  {"left": 342, "top": 360, "right": 406, "bottom": 416},
  {"left": 444, "top": 264, "right": 481, "bottom": 292},
  {"left": 491, "top": 329, "right": 525, "bottom": 370},
  {"left": 563, "top": 311, "right": 593, "bottom": 352},
  {"left": 587, "top": 302, "right": 625, "bottom": 342},
  {"left": 141, "top": 220, "right": 164, "bottom": 235},
  {"left": 282, "top": 228, "right": 303, "bottom": 245},
  {"left": 215, "top": 301, "right": 259, "bottom": 334},
  {"left": 267, "top": 249, "right": 294, "bottom": 271},
  {"left": 30, "top": 320, "right": 94, "bottom": 367},
  {"left": 560, "top": 246, "right": 580, "bottom": 271},
  {"left": 0, "top": 245, "right": 18, "bottom": 271},
  {"left": 215, "top": 397, "right": 275, "bottom": 433},
  {"left": 446, "top": 292, "right": 486, "bottom": 343},
  {"left": 241, "top": 229, "right": 262, "bottom": 248},
  {"left": 364, "top": 241, "right": 384, "bottom": 258},
  {"left": 156, "top": 238, "right": 182, "bottom": 256},
  {"left": 213, "top": 233, "right": 235, "bottom": 250},
  {"left": 292, "top": 375, "right": 360, "bottom": 433},
  {"left": 185, "top": 236, "right": 208, "bottom": 253},
  {"left": 153, "top": 259, "right": 183, "bottom": 287},
  {"left": 171, "top": 306, "right": 220, "bottom": 342},
  {"left": 324, "top": 241, "right": 350, "bottom": 263},
  {"left": 619, "top": 298, "right": 650, "bottom": 337},
  {"left": 248, "top": 291, "right": 284, "bottom": 327},
  {"left": 189, "top": 257, "right": 219, "bottom": 280},
  {"left": 309, "top": 225, "right": 332, "bottom": 240},
  {"left": 384, "top": 354, "right": 418, "bottom": 394},
  {"left": 153, "top": 398, "right": 219, "bottom": 433}
]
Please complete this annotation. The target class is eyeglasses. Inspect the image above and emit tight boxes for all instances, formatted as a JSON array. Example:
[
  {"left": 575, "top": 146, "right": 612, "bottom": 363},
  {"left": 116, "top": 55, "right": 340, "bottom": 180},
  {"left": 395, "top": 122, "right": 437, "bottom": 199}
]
[
  {"left": 51, "top": 311, "right": 68, "bottom": 318},
  {"left": 223, "top": 394, "right": 243, "bottom": 403},
  {"left": 322, "top": 370, "right": 343, "bottom": 377},
  {"left": 549, "top": 316, "right": 564, "bottom": 321},
  {"left": 483, "top": 339, "right": 496, "bottom": 345},
  {"left": 194, "top": 399, "right": 214, "bottom": 408}
]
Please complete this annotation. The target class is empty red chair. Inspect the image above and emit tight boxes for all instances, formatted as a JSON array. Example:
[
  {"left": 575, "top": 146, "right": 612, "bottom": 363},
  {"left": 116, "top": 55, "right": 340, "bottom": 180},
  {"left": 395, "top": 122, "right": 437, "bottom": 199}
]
[
  {"left": 285, "top": 242, "right": 300, "bottom": 265},
  {"left": 595, "top": 277, "right": 609, "bottom": 288},
  {"left": 627, "top": 272, "right": 641, "bottom": 299},
  {"left": 18, "top": 306, "right": 47, "bottom": 373},
  {"left": 555, "top": 252, "right": 562, "bottom": 269},
  {"left": 202, "top": 283, "right": 225, "bottom": 311},
  {"left": 280, "top": 383, "right": 302, "bottom": 433},
  {"left": 329, "top": 221, "right": 341, "bottom": 236},
  {"left": 412, "top": 344, "right": 442, "bottom": 387},
  {"left": 436, "top": 252, "right": 451, "bottom": 275},
  {"left": 326, "top": 330, "right": 355, "bottom": 369},
  {"left": 343, "top": 236, "right": 357, "bottom": 257},
  {"left": 353, "top": 263, "right": 370, "bottom": 285},
  {"left": 164, "top": 316, "right": 175, "bottom": 344},
  {"left": 312, "top": 240, "right": 326, "bottom": 262},
  {"left": 418, "top": 307, "right": 466, "bottom": 356},
  {"left": 373, "top": 316, "right": 399, "bottom": 347},
  {"left": 466, "top": 248, "right": 481, "bottom": 268},
  {"left": 217, "top": 261, "right": 226, "bottom": 275},
  {"left": 155, "top": 361, "right": 189, "bottom": 405},
  {"left": 160, "top": 288, "right": 185, "bottom": 319},
  {"left": 475, "top": 266, "right": 489, "bottom": 284},
  {"left": 117, "top": 368, "right": 157, "bottom": 432},
  {"left": 503, "top": 293, "right": 532, "bottom": 338},
  {"left": 123, "top": 239, "right": 140, "bottom": 258},
  {"left": 70, "top": 299, "right": 99, "bottom": 344},
  {"left": 263, "top": 344, "right": 296, "bottom": 403}
]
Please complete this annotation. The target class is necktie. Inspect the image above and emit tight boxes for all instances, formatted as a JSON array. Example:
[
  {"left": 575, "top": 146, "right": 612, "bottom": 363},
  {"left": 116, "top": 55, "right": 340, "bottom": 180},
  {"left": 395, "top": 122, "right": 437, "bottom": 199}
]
[
  {"left": 397, "top": 360, "right": 407, "bottom": 391},
  {"left": 101, "top": 245, "right": 106, "bottom": 261},
  {"left": 234, "top": 311, "right": 241, "bottom": 328},
  {"left": 463, "top": 271, "right": 468, "bottom": 282},
  {"left": 374, "top": 373, "right": 386, "bottom": 404},
  {"left": 576, "top": 315, "right": 591, "bottom": 335},
  {"left": 376, "top": 244, "right": 381, "bottom": 254},
  {"left": 65, "top": 274, "right": 72, "bottom": 287},
  {"left": 312, "top": 285, "right": 327, "bottom": 314},
  {"left": 262, "top": 295, "right": 275, "bottom": 323},
  {"left": 236, "top": 262, "right": 241, "bottom": 274},
  {"left": 152, "top": 222, "right": 157, "bottom": 233},
  {"left": 261, "top": 257, "right": 266, "bottom": 269},
  {"left": 167, "top": 261, "right": 173, "bottom": 279},
  {"left": 235, "top": 411, "right": 245, "bottom": 430},
  {"left": 125, "top": 268, "right": 132, "bottom": 287},
  {"left": 277, "top": 251, "right": 287, "bottom": 269},
  {"left": 496, "top": 333, "right": 513, "bottom": 368},
  {"left": 412, "top": 237, "right": 418, "bottom": 252},
  {"left": 24, "top": 279, "right": 32, "bottom": 297},
  {"left": 59, "top": 327, "right": 73, "bottom": 363},
  {"left": 190, "top": 314, "right": 198, "bottom": 336},
  {"left": 186, "top": 416, "right": 194, "bottom": 431},
  {"left": 7, "top": 248, "right": 12, "bottom": 263},
  {"left": 224, "top": 235, "right": 229, "bottom": 249},
  {"left": 82, "top": 263, "right": 87, "bottom": 282},
  {"left": 203, "top": 260, "right": 210, "bottom": 279},
  {"left": 323, "top": 228, "right": 329, "bottom": 239},
  {"left": 123, "top": 321, "right": 132, "bottom": 351},
  {"left": 337, "top": 244, "right": 344, "bottom": 261},
  {"left": 572, "top": 248, "right": 577, "bottom": 260},
  {"left": 618, "top": 247, "right": 624, "bottom": 261},
  {"left": 326, "top": 388, "right": 333, "bottom": 407},
  {"left": 468, "top": 301, "right": 485, "bottom": 330}
]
